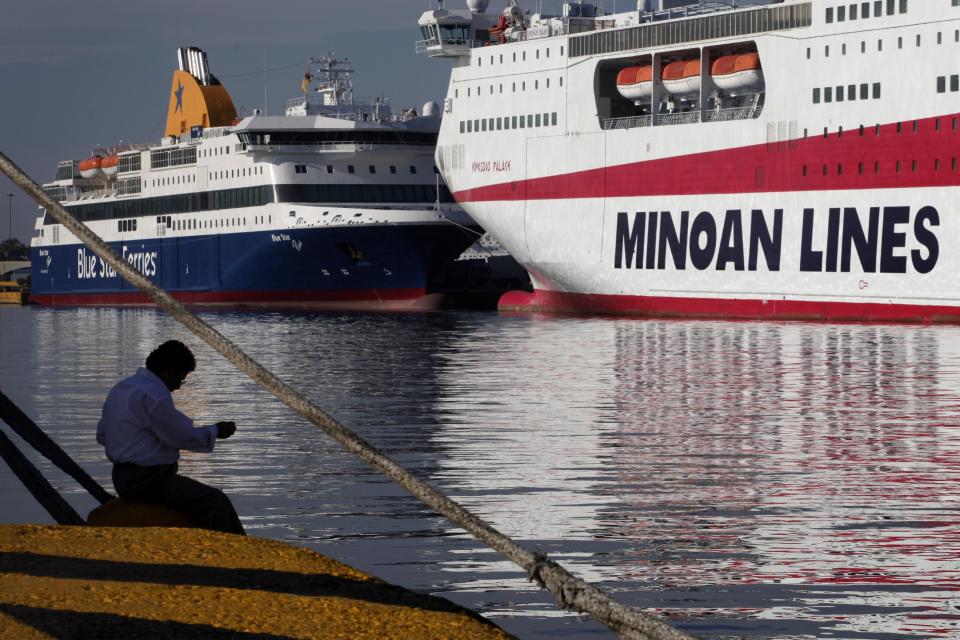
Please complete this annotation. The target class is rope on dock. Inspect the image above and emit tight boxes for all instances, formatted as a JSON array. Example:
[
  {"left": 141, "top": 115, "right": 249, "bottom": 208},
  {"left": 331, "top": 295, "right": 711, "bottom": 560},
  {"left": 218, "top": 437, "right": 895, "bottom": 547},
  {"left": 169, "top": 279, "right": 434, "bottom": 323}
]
[
  {"left": 0, "top": 150, "right": 696, "bottom": 640},
  {"left": 0, "top": 425, "right": 85, "bottom": 525},
  {"left": 0, "top": 390, "right": 113, "bottom": 504}
]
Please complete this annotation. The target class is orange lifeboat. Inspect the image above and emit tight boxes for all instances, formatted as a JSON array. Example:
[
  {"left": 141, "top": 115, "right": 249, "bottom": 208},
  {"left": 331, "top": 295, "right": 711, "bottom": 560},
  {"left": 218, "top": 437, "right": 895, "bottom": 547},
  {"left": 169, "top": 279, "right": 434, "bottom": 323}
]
[
  {"left": 101, "top": 154, "right": 119, "bottom": 178},
  {"left": 78, "top": 156, "right": 103, "bottom": 179},
  {"left": 711, "top": 53, "right": 764, "bottom": 93},
  {"left": 616, "top": 65, "right": 654, "bottom": 102},
  {"left": 661, "top": 59, "right": 701, "bottom": 96}
]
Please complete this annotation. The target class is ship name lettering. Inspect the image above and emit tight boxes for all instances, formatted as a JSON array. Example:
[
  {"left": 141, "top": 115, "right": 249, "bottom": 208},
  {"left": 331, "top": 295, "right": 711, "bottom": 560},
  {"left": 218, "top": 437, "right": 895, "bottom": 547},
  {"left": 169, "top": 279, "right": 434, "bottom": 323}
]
[
  {"left": 271, "top": 233, "right": 291, "bottom": 242},
  {"left": 471, "top": 160, "right": 511, "bottom": 173},
  {"left": 799, "top": 206, "right": 939, "bottom": 274},
  {"left": 614, "top": 209, "right": 782, "bottom": 272}
]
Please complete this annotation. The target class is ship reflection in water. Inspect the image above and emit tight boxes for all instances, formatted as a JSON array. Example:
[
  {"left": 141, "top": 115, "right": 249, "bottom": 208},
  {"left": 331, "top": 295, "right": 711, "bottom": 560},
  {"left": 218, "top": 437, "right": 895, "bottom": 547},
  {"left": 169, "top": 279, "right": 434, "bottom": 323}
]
[{"left": 1, "top": 307, "right": 958, "bottom": 639}]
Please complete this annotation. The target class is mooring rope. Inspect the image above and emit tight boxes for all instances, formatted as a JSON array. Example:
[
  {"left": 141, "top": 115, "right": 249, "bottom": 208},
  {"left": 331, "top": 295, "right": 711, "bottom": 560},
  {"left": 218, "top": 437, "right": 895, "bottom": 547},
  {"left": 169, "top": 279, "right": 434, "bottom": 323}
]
[
  {"left": 0, "top": 426, "right": 85, "bottom": 525},
  {"left": 0, "top": 150, "right": 695, "bottom": 640},
  {"left": 0, "top": 389, "right": 113, "bottom": 504}
]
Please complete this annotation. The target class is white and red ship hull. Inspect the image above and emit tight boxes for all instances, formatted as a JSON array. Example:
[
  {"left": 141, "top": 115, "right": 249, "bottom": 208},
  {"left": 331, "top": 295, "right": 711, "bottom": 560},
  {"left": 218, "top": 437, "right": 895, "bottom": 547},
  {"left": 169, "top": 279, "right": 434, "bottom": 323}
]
[{"left": 427, "top": 0, "right": 960, "bottom": 321}]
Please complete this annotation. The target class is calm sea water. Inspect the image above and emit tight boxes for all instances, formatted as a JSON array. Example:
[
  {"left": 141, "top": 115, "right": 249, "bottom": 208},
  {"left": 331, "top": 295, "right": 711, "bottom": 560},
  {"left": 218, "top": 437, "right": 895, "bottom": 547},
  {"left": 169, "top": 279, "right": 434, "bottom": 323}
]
[{"left": 1, "top": 305, "right": 959, "bottom": 639}]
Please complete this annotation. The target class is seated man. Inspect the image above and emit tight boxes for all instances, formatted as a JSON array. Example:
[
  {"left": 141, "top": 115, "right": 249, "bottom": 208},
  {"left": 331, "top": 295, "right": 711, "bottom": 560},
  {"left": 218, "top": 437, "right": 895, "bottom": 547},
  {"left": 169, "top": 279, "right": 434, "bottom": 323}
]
[{"left": 97, "top": 340, "right": 245, "bottom": 535}]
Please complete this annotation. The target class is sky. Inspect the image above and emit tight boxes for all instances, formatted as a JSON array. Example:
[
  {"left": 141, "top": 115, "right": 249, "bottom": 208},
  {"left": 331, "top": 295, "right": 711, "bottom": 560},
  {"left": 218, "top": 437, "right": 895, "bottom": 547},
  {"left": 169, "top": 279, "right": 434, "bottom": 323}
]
[{"left": 0, "top": 0, "right": 472, "bottom": 243}]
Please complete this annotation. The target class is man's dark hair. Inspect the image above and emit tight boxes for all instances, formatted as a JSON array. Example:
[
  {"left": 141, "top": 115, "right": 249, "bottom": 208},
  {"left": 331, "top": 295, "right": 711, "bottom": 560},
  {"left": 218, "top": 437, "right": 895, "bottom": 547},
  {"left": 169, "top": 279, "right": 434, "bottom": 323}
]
[{"left": 146, "top": 340, "right": 196, "bottom": 375}]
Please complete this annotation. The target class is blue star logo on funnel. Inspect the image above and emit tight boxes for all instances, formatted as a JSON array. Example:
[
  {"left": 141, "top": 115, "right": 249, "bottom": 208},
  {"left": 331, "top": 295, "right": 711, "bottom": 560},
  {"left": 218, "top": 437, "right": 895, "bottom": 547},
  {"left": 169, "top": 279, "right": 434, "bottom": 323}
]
[{"left": 174, "top": 81, "right": 184, "bottom": 113}]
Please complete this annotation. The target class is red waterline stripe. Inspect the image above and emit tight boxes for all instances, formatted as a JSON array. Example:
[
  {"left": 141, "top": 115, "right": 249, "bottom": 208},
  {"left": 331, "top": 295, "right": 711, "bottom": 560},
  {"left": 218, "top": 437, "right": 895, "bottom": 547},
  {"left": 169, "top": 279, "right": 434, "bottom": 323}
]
[
  {"left": 30, "top": 288, "right": 434, "bottom": 309},
  {"left": 498, "top": 289, "right": 960, "bottom": 323},
  {"left": 455, "top": 113, "right": 960, "bottom": 203}
]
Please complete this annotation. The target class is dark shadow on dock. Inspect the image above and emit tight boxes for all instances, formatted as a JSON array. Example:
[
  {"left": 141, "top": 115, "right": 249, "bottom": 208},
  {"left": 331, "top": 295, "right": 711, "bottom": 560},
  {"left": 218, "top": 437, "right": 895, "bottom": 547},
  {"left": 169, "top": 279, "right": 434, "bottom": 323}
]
[
  {"left": 0, "top": 603, "right": 296, "bottom": 640},
  {"left": 0, "top": 551, "right": 468, "bottom": 616}
]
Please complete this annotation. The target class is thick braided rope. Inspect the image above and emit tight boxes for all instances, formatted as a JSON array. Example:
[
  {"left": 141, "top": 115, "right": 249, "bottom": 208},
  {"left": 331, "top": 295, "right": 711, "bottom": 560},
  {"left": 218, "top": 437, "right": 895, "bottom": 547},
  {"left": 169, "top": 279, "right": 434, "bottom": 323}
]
[{"left": 0, "top": 151, "right": 695, "bottom": 640}]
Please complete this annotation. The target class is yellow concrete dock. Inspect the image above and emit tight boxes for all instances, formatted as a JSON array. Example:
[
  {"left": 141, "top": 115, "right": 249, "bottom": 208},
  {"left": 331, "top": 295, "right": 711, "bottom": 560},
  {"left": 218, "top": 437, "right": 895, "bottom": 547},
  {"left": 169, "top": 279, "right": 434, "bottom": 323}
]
[{"left": 0, "top": 525, "right": 515, "bottom": 639}]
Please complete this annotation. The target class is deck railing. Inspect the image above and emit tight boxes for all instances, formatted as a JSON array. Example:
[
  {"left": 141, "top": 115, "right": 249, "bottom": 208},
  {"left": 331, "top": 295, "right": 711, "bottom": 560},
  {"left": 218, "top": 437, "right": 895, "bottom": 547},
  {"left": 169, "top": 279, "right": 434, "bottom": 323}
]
[{"left": 601, "top": 115, "right": 652, "bottom": 130}]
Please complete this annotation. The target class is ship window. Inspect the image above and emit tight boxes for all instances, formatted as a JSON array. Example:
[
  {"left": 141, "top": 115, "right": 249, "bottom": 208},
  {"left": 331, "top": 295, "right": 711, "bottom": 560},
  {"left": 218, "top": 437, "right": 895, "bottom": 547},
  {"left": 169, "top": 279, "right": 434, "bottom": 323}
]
[
  {"left": 897, "top": 122, "right": 903, "bottom": 134},
  {"left": 474, "top": 118, "right": 479, "bottom": 130},
  {"left": 877, "top": 39, "right": 883, "bottom": 52},
  {"left": 481, "top": 119, "right": 487, "bottom": 132},
  {"left": 806, "top": 47, "right": 811, "bottom": 59},
  {"left": 348, "top": 165, "right": 355, "bottom": 174},
  {"left": 497, "top": 117, "right": 502, "bottom": 130},
  {"left": 527, "top": 114, "right": 534, "bottom": 128},
  {"left": 850, "top": 3, "right": 858, "bottom": 19},
  {"left": 488, "top": 117, "right": 494, "bottom": 130},
  {"left": 522, "top": 81, "right": 526, "bottom": 91},
  {"left": 390, "top": 166, "right": 397, "bottom": 174},
  {"left": 873, "top": 82, "right": 881, "bottom": 98},
  {"left": 887, "top": 0, "right": 894, "bottom": 15},
  {"left": 897, "top": 37, "right": 902, "bottom": 49},
  {"left": 899, "top": 0, "right": 907, "bottom": 13},
  {"left": 936, "top": 159, "right": 941, "bottom": 171},
  {"left": 503, "top": 116, "right": 510, "bottom": 130},
  {"left": 848, "top": 85, "right": 856, "bottom": 100},
  {"left": 513, "top": 52, "right": 516, "bottom": 62},
  {"left": 560, "top": 77, "right": 563, "bottom": 87},
  {"left": 369, "top": 166, "right": 376, "bottom": 174},
  {"left": 896, "top": 160, "right": 902, "bottom": 174},
  {"left": 916, "top": 34, "right": 921, "bottom": 46},
  {"left": 825, "top": 45, "right": 830, "bottom": 56},
  {"left": 861, "top": 41, "right": 866, "bottom": 53},
  {"left": 838, "top": 6, "right": 846, "bottom": 21},
  {"left": 327, "top": 165, "right": 334, "bottom": 173},
  {"left": 500, "top": 55, "right": 503, "bottom": 63},
  {"left": 519, "top": 116, "right": 525, "bottom": 129},
  {"left": 842, "top": 43, "right": 847, "bottom": 55},
  {"left": 862, "top": 1, "right": 870, "bottom": 17},
  {"left": 938, "top": 77, "right": 947, "bottom": 93},
  {"left": 860, "top": 83, "right": 869, "bottom": 99},
  {"left": 875, "top": 161, "right": 880, "bottom": 173},
  {"left": 535, "top": 80, "right": 539, "bottom": 90},
  {"left": 956, "top": 30, "right": 959, "bottom": 42},
  {"left": 838, "top": 163, "right": 843, "bottom": 175},
  {"left": 802, "top": 165, "right": 808, "bottom": 177},
  {"left": 522, "top": 51, "right": 526, "bottom": 61},
  {"left": 826, "top": 7, "right": 834, "bottom": 22},
  {"left": 875, "top": 1, "right": 882, "bottom": 16},
  {"left": 938, "top": 32, "right": 943, "bottom": 45},
  {"left": 536, "top": 49, "right": 540, "bottom": 59},
  {"left": 952, "top": 75, "right": 960, "bottom": 91},
  {"left": 823, "top": 164, "right": 828, "bottom": 176},
  {"left": 410, "top": 166, "right": 417, "bottom": 174},
  {"left": 499, "top": 84, "right": 503, "bottom": 94},
  {"left": 536, "top": 114, "right": 542, "bottom": 127},
  {"left": 552, "top": 112, "right": 557, "bottom": 126},
  {"left": 824, "top": 87, "right": 833, "bottom": 102},
  {"left": 561, "top": 46, "right": 564, "bottom": 56},
  {"left": 836, "top": 85, "right": 844, "bottom": 102},
  {"left": 858, "top": 162, "right": 864, "bottom": 174},
  {"left": 512, "top": 116, "right": 518, "bottom": 128}
]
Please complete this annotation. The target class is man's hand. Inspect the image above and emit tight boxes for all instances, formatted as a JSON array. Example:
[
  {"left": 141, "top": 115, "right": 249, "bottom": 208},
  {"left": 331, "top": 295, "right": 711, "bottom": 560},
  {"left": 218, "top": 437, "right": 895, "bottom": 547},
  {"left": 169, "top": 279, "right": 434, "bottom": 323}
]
[{"left": 215, "top": 421, "right": 237, "bottom": 440}]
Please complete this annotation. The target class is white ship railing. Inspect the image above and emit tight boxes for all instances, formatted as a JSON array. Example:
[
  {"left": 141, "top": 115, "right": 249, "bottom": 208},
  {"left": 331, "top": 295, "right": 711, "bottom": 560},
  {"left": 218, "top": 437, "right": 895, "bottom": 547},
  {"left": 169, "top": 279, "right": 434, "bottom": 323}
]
[
  {"left": 657, "top": 111, "right": 701, "bottom": 126},
  {"left": 245, "top": 142, "right": 434, "bottom": 154},
  {"left": 601, "top": 115, "right": 652, "bottom": 130},
  {"left": 703, "top": 106, "right": 759, "bottom": 123}
]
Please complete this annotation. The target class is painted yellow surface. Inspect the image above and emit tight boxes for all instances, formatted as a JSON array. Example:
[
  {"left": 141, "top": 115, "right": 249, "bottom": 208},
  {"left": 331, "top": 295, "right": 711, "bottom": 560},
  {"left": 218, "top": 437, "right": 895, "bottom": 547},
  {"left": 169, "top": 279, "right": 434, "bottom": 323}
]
[
  {"left": 0, "top": 281, "right": 25, "bottom": 305},
  {"left": 0, "top": 525, "right": 514, "bottom": 640},
  {"left": 164, "top": 70, "right": 238, "bottom": 139}
]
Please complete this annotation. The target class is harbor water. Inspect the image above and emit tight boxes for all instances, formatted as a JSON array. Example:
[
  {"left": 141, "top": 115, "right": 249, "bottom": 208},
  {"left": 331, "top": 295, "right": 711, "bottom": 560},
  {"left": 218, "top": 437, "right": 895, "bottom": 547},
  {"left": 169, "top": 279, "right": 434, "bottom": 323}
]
[{"left": 1, "top": 305, "right": 958, "bottom": 639}]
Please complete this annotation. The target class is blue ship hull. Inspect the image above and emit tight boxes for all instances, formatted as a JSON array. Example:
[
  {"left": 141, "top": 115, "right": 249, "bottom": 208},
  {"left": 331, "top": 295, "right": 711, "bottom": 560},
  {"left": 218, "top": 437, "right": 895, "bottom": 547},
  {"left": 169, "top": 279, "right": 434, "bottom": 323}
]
[{"left": 31, "top": 223, "right": 478, "bottom": 310}]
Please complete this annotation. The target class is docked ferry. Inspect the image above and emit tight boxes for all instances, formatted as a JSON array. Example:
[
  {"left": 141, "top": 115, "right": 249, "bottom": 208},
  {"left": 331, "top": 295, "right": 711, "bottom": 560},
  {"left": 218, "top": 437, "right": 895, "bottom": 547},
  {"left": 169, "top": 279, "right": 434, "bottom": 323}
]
[
  {"left": 31, "top": 48, "right": 481, "bottom": 310},
  {"left": 419, "top": 0, "right": 960, "bottom": 321}
]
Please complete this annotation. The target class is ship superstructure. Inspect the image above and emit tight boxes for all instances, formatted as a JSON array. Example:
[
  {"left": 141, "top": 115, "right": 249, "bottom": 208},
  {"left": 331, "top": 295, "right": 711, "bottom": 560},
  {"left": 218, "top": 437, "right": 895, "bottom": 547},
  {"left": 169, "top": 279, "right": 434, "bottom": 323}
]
[
  {"left": 32, "top": 48, "right": 479, "bottom": 309},
  {"left": 418, "top": 0, "right": 960, "bottom": 321}
]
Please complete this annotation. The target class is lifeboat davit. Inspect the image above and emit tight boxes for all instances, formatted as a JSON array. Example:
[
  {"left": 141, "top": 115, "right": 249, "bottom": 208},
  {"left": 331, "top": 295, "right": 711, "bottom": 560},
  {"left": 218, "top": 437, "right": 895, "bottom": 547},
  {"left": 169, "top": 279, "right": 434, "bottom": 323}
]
[
  {"left": 101, "top": 155, "right": 119, "bottom": 178},
  {"left": 78, "top": 156, "right": 103, "bottom": 179},
  {"left": 711, "top": 53, "right": 764, "bottom": 93},
  {"left": 616, "top": 65, "right": 654, "bottom": 102},
  {"left": 661, "top": 59, "right": 701, "bottom": 96}
]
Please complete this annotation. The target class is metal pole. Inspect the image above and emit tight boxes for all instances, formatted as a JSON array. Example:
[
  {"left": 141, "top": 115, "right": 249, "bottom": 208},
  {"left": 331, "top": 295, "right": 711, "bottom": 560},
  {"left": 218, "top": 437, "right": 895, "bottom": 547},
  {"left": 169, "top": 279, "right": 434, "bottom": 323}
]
[{"left": 6, "top": 193, "right": 11, "bottom": 241}]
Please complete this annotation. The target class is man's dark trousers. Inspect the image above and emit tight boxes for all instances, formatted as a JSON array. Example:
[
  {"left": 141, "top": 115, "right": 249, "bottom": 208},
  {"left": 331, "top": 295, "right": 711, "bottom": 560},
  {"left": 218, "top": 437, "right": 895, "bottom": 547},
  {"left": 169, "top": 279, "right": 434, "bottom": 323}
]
[{"left": 112, "top": 462, "right": 245, "bottom": 535}]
